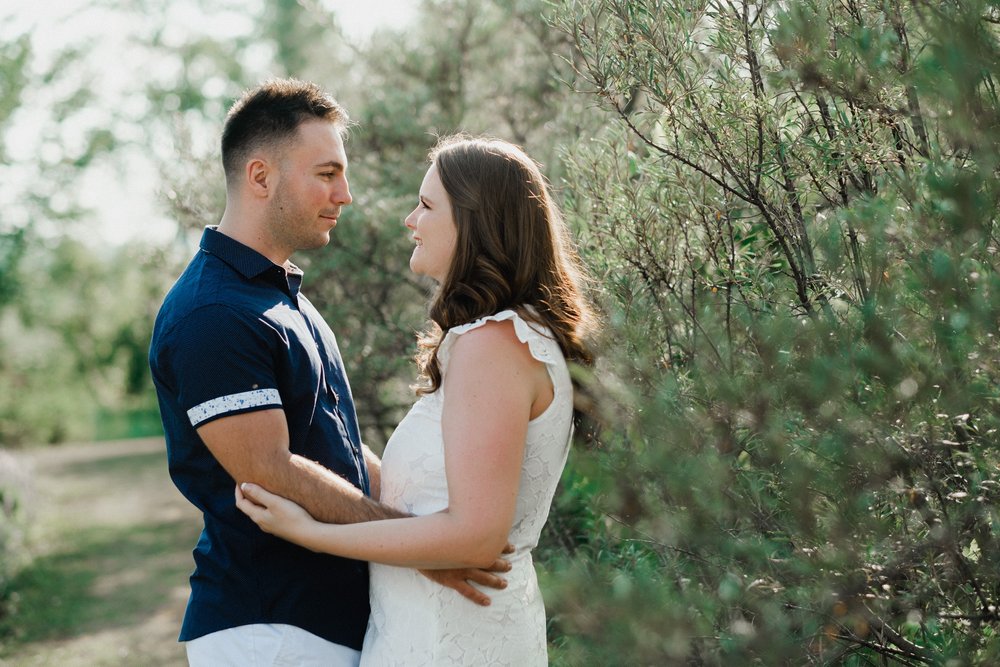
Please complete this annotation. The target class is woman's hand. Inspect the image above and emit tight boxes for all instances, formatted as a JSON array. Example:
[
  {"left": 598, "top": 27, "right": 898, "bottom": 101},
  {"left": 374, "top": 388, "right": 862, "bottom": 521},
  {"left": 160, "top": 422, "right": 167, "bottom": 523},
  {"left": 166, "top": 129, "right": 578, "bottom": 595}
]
[{"left": 235, "top": 482, "right": 318, "bottom": 547}]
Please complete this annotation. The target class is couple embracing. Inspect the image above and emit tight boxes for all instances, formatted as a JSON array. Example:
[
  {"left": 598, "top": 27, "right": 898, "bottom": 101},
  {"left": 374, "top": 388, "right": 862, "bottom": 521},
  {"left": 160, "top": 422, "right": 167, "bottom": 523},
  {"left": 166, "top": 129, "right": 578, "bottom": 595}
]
[{"left": 149, "top": 78, "right": 596, "bottom": 666}]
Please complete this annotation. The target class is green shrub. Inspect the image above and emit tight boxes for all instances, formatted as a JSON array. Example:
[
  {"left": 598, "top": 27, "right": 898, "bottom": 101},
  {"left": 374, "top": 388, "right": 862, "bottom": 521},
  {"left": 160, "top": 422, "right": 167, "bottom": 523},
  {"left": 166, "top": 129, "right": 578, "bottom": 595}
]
[{"left": 541, "top": 0, "right": 1000, "bottom": 662}]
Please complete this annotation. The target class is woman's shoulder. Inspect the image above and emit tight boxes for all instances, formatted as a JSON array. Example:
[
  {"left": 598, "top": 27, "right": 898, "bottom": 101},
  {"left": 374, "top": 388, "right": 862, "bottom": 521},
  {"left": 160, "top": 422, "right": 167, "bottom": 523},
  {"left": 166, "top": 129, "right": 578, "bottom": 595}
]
[{"left": 442, "top": 309, "right": 562, "bottom": 368}]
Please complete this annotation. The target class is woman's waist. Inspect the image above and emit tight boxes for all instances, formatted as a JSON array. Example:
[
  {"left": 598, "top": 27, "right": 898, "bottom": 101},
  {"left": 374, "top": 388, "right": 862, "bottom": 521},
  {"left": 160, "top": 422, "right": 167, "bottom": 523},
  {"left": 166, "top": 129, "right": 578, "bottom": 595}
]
[{"left": 369, "top": 550, "right": 537, "bottom": 593}]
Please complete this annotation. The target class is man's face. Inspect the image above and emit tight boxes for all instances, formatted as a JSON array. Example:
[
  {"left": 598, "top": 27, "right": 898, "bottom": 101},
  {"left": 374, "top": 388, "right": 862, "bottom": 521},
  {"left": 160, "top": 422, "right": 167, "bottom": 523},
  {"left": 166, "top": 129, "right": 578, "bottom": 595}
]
[{"left": 267, "top": 119, "right": 352, "bottom": 255}]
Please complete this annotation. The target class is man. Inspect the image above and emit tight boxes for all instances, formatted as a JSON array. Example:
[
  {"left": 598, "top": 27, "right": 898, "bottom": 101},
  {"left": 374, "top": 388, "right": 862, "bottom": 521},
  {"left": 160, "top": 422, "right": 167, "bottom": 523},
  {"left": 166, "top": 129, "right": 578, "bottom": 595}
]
[{"left": 149, "top": 78, "right": 505, "bottom": 666}]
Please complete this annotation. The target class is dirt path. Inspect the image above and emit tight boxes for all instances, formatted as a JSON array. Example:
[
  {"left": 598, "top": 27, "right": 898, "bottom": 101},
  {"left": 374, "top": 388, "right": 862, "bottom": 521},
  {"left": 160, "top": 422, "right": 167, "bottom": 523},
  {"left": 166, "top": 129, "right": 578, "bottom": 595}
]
[{"left": 2, "top": 438, "right": 200, "bottom": 666}]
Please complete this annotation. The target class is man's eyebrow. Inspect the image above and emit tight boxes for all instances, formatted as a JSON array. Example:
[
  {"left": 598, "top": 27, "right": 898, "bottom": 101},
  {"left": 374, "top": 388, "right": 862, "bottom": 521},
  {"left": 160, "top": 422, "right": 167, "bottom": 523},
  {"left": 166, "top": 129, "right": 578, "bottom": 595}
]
[{"left": 315, "top": 160, "right": 346, "bottom": 171}]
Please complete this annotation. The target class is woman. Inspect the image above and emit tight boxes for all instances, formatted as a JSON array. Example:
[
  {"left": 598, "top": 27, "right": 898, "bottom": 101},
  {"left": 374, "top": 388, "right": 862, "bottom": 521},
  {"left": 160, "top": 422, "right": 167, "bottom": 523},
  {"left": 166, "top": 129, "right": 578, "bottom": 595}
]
[{"left": 236, "top": 135, "right": 595, "bottom": 665}]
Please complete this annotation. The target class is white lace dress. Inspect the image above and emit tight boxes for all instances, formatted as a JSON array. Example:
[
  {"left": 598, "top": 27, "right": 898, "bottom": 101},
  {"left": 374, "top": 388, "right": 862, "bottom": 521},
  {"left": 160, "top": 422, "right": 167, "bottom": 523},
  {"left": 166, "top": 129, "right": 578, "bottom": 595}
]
[{"left": 360, "top": 310, "right": 574, "bottom": 666}]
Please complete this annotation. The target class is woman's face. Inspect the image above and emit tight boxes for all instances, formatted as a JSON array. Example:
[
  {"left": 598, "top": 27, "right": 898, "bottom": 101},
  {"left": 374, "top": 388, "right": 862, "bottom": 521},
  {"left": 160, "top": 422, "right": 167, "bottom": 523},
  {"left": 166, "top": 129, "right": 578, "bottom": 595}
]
[{"left": 404, "top": 163, "right": 458, "bottom": 283}]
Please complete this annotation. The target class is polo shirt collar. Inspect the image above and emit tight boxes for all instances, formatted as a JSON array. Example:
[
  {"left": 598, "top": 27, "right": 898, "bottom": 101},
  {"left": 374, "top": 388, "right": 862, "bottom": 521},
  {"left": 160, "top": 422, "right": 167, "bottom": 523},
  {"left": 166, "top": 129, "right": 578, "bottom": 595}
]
[
  {"left": 200, "top": 226, "right": 276, "bottom": 279},
  {"left": 200, "top": 226, "right": 304, "bottom": 300}
]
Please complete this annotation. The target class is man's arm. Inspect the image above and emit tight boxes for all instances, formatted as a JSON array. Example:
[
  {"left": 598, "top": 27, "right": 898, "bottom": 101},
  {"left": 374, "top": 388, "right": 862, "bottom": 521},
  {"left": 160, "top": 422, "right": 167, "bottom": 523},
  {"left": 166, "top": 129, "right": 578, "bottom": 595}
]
[
  {"left": 236, "top": 322, "right": 536, "bottom": 572},
  {"left": 361, "top": 444, "right": 381, "bottom": 501},
  {"left": 201, "top": 410, "right": 510, "bottom": 605},
  {"left": 197, "top": 408, "right": 403, "bottom": 524}
]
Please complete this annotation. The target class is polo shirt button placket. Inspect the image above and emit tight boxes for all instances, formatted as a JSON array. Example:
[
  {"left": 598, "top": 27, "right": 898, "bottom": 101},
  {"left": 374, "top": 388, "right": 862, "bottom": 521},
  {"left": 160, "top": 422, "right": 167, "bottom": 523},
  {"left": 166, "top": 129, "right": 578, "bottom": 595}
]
[
  {"left": 326, "top": 381, "right": 340, "bottom": 405},
  {"left": 325, "top": 380, "right": 366, "bottom": 490}
]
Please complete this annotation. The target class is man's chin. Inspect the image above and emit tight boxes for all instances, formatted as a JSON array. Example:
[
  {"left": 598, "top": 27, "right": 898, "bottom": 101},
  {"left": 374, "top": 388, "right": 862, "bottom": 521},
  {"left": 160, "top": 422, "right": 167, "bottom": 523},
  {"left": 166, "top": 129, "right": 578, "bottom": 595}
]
[{"left": 297, "top": 233, "right": 331, "bottom": 252}]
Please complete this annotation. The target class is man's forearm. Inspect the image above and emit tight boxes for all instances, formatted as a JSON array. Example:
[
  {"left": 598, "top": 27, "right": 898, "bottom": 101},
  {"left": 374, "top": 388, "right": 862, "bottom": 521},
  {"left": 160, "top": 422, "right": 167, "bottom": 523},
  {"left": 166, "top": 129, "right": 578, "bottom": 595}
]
[
  {"left": 362, "top": 445, "right": 382, "bottom": 501},
  {"left": 198, "top": 409, "right": 399, "bottom": 524},
  {"left": 281, "top": 454, "right": 406, "bottom": 524}
]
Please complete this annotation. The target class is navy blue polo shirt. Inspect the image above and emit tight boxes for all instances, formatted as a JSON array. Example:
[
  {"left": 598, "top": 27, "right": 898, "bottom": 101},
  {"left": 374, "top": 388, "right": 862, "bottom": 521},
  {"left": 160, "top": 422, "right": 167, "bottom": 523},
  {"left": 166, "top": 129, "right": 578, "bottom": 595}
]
[{"left": 149, "top": 226, "right": 370, "bottom": 648}]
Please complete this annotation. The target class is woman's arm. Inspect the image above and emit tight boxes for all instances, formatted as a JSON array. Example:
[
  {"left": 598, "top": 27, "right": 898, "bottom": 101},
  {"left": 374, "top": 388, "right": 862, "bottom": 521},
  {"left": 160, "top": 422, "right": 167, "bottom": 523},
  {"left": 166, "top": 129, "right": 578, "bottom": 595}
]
[{"left": 236, "top": 320, "right": 545, "bottom": 569}]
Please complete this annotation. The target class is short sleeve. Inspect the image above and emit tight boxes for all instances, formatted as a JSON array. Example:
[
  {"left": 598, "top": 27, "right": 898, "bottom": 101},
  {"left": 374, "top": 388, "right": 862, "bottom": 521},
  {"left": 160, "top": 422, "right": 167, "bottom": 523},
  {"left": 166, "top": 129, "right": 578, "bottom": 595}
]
[
  {"left": 159, "top": 305, "right": 283, "bottom": 428},
  {"left": 438, "top": 309, "right": 562, "bottom": 373}
]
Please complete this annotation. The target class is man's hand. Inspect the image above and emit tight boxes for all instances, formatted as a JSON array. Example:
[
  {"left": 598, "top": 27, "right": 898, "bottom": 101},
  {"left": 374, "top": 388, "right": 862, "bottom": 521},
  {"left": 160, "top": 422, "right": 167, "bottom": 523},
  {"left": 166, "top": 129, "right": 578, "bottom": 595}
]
[{"left": 420, "top": 544, "right": 515, "bottom": 606}]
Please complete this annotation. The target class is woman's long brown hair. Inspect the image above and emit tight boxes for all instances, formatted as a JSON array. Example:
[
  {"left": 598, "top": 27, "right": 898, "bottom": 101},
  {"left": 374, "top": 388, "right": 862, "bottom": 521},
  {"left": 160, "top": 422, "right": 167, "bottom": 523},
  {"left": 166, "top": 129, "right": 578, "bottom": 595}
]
[{"left": 415, "top": 135, "right": 596, "bottom": 394}]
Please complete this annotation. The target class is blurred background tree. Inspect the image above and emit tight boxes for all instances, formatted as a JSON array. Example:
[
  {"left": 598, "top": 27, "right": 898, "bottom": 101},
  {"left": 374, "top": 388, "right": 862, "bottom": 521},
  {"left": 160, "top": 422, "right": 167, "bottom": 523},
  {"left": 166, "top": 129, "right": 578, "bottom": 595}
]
[{"left": 2, "top": 0, "right": 999, "bottom": 663}]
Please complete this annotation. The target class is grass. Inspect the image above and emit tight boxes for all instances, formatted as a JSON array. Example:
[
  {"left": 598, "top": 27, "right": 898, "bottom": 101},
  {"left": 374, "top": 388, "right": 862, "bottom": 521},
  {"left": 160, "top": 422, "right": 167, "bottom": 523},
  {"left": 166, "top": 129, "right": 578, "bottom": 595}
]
[
  {"left": 3, "top": 521, "right": 196, "bottom": 645},
  {"left": 0, "top": 439, "right": 201, "bottom": 666}
]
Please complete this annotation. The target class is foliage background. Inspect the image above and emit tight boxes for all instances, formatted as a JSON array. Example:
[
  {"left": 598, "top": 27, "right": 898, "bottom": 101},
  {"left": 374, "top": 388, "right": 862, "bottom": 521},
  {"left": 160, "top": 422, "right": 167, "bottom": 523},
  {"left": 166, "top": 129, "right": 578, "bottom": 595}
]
[{"left": 2, "top": 0, "right": 999, "bottom": 663}]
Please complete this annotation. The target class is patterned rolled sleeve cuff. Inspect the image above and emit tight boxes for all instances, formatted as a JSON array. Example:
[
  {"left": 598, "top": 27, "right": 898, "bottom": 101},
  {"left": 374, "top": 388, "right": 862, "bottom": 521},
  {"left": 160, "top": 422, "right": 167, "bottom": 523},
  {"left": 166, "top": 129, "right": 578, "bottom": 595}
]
[{"left": 187, "top": 388, "right": 283, "bottom": 427}]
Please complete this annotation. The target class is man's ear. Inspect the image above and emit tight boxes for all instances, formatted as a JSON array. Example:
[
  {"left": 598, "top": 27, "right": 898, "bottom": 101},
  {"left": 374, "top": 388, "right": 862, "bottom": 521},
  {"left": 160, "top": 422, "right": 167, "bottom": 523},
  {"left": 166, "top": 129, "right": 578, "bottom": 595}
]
[{"left": 246, "top": 158, "right": 272, "bottom": 198}]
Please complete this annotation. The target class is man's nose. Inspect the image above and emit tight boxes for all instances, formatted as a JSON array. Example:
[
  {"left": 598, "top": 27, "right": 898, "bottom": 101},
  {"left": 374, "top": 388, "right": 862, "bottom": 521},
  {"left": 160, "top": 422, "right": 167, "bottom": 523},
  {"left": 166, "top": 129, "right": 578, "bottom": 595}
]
[{"left": 334, "top": 179, "right": 352, "bottom": 206}]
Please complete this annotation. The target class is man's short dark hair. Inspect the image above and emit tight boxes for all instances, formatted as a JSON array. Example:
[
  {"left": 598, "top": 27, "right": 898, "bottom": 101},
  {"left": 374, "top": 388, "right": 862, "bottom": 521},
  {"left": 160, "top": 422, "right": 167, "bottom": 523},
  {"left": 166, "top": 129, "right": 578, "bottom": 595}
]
[{"left": 221, "top": 78, "right": 349, "bottom": 185}]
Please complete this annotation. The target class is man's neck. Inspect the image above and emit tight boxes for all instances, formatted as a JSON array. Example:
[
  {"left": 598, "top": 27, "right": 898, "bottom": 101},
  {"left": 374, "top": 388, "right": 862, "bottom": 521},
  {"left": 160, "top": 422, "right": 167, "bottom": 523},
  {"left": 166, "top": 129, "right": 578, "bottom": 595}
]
[{"left": 216, "top": 212, "right": 291, "bottom": 269}]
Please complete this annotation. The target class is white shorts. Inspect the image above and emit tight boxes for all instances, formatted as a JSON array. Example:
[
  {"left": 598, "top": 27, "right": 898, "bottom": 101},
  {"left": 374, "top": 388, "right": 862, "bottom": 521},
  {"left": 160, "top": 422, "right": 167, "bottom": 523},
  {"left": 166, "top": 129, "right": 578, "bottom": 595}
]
[{"left": 185, "top": 623, "right": 361, "bottom": 667}]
